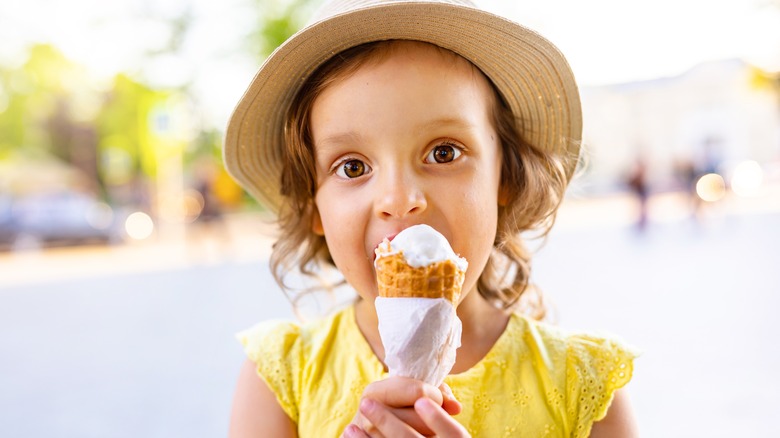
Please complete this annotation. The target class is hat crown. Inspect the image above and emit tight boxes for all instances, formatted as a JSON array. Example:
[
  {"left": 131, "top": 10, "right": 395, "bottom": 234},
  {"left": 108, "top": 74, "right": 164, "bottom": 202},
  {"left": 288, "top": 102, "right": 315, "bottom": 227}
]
[{"left": 310, "top": 0, "right": 478, "bottom": 24}]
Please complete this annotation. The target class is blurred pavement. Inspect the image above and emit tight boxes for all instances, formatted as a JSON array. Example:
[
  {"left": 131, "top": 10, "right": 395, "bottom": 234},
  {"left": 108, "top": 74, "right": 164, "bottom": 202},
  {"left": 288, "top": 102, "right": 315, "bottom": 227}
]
[{"left": 1, "top": 189, "right": 779, "bottom": 437}]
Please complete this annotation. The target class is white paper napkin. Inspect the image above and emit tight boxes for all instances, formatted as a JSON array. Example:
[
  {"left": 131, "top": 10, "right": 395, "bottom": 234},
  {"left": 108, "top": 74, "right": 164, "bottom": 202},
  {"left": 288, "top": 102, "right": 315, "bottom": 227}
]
[{"left": 375, "top": 297, "right": 462, "bottom": 387}]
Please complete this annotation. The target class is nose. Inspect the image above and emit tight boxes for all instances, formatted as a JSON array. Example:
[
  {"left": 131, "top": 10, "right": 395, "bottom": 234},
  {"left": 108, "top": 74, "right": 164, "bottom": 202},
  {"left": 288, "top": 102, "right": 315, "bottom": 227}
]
[{"left": 373, "top": 169, "right": 427, "bottom": 219}]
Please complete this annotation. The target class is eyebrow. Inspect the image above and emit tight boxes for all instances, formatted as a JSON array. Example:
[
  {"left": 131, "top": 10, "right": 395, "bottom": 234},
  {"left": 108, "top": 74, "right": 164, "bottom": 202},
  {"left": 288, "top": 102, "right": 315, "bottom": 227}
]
[
  {"left": 313, "top": 131, "right": 364, "bottom": 171},
  {"left": 413, "top": 117, "right": 479, "bottom": 136},
  {"left": 316, "top": 131, "right": 363, "bottom": 149}
]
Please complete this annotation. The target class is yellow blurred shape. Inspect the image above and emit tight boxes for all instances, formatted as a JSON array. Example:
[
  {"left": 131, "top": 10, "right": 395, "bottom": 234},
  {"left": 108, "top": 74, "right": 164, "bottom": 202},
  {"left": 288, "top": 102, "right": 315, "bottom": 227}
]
[
  {"left": 749, "top": 66, "right": 780, "bottom": 91},
  {"left": 731, "top": 160, "right": 763, "bottom": 197},
  {"left": 696, "top": 173, "right": 726, "bottom": 202},
  {"left": 125, "top": 212, "right": 154, "bottom": 240},
  {"left": 214, "top": 169, "right": 244, "bottom": 208}
]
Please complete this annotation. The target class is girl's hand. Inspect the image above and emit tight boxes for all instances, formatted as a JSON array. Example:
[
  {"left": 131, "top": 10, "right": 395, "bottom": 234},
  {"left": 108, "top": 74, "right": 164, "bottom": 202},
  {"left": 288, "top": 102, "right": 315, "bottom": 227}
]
[
  {"left": 342, "top": 377, "right": 464, "bottom": 437},
  {"left": 343, "top": 394, "right": 469, "bottom": 438},
  {"left": 413, "top": 397, "right": 470, "bottom": 437}
]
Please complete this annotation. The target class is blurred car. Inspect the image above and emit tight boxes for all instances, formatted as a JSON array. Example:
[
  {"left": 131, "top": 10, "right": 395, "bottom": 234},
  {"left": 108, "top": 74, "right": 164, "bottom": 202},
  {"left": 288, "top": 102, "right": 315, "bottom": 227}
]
[{"left": 0, "top": 190, "right": 125, "bottom": 251}]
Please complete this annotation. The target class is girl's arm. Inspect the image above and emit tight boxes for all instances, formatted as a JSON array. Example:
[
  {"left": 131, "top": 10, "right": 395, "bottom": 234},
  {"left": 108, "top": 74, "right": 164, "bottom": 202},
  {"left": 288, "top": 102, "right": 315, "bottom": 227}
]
[
  {"left": 229, "top": 358, "right": 297, "bottom": 438},
  {"left": 589, "top": 389, "right": 639, "bottom": 438}
]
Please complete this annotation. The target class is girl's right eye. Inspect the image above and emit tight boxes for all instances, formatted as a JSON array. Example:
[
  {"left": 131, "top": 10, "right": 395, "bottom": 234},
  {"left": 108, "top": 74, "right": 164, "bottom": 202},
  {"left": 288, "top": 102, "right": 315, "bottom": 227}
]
[{"left": 335, "top": 159, "right": 371, "bottom": 179}]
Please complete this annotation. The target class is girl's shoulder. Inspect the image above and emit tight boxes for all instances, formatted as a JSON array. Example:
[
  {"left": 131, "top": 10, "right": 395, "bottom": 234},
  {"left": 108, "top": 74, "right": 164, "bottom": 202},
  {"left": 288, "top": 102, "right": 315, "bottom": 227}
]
[
  {"left": 236, "top": 306, "right": 354, "bottom": 363},
  {"left": 506, "top": 313, "right": 639, "bottom": 381},
  {"left": 235, "top": 306, "right": 361, "bottom": 424},
  {"left": 514, "top": 313, "right": 640, "bottom": 432},
  {"left": 519, "top": 313, "right": 637, "bottom": 358}
]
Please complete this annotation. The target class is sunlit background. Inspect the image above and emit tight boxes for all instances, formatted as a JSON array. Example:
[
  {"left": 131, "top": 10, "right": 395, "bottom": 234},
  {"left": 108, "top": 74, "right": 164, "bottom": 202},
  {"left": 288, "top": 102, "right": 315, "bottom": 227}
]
[{"left": 1, "top": 0, "right": 779, "bottom": 436}]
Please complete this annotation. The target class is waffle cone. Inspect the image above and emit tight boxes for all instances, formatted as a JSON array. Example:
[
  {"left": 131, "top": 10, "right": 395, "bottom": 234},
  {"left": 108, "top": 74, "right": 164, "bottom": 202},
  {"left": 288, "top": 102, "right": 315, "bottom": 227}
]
[{"left": 375, "top": 252, "right": 464, "bottom": 305}]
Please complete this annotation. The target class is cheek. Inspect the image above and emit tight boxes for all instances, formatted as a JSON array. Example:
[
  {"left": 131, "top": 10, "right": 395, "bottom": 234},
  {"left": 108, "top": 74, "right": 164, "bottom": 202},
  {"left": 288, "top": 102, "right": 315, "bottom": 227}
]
[
  {"left": 314, "top": 191, "right": 376, "bottom": 294},
  {"left": 459, "top": 162, "right": 502, "bottom": 282}
]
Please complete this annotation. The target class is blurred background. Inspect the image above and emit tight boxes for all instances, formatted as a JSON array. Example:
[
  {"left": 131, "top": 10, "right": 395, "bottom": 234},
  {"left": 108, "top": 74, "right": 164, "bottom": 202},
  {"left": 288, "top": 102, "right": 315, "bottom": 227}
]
[{"left": 1, "top": 0, "right": 779, "bottom": 436}]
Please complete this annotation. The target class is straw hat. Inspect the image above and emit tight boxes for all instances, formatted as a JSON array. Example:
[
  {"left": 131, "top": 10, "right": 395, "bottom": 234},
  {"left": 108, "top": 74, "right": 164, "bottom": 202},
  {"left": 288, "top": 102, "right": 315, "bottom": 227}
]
[{"left": 224, "top": 0, "right": 582, "bottom": 212}]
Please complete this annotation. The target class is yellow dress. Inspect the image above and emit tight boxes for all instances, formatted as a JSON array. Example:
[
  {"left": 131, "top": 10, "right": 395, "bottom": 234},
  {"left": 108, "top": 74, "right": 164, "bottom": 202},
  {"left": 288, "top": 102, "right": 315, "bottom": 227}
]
[{"left": 238, "top": 305, "right": 638, "bottom": 437}]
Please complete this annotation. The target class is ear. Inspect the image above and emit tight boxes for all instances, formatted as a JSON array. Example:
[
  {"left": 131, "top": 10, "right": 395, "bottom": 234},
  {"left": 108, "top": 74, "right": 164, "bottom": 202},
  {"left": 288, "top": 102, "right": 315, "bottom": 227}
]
[{"left": 311, "top": 206, "right": 325, "bottom": 236}]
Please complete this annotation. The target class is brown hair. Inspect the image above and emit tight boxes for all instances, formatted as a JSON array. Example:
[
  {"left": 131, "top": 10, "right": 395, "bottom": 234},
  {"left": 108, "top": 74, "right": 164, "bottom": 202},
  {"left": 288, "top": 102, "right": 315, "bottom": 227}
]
[{"left": 271, "top": 40, "right": 577, "bottom": 320}]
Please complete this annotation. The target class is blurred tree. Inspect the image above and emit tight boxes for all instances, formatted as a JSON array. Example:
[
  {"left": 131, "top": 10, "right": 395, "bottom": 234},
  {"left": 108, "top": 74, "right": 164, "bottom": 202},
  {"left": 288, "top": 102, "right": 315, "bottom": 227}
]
[
  {"left": 0, "top": 0, "right": 319, "bottom": 209},
  {"left": 96, "top": 74, "right": 165, "bottom": 185},
  {"left": 0, "top": 44, "right": 105, "bottom": 192},
  {"left": 0, "top": 45, "right": 83, "bottom": 158},
  {"left": 246, "top": 0, "right": 318, "bottom": 60}
]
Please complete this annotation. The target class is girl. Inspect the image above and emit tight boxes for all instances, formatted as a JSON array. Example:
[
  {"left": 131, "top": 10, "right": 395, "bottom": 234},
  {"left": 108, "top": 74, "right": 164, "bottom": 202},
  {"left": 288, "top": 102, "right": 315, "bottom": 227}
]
[{"left": 225, "top": 0, "right": 639, "bottom": 436}]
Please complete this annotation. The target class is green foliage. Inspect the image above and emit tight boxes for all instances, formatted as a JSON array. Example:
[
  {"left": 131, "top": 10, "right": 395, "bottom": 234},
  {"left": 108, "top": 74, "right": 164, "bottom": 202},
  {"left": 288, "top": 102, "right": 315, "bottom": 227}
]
[
  {"left": 0, "top": 1, "right": 319, "bottom": 207},
  {"left": 0, "top": 44, "right": 82, "bottom": 157},
  {"left": 96, "top": 74, "right": 168, "bottom": 182},
  {"left": 248, "top": 0, "right": 318, "bottom": 59}
]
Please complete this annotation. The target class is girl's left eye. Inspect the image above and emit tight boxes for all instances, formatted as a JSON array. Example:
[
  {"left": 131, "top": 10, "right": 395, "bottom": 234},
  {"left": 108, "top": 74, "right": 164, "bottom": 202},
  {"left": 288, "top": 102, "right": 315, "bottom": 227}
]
[{"left": 425, "top": 143, "right": 462, "bottom": 164}]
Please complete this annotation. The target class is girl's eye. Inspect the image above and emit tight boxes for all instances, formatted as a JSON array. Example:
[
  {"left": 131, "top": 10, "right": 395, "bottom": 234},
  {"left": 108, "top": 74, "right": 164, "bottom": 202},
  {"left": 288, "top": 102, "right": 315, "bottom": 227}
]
[
  {"left": 335, "top": 159, "right": 370, "bottom": 179},
  {"left": 425, "top": 143, "right": 462, "bottom": 164}
]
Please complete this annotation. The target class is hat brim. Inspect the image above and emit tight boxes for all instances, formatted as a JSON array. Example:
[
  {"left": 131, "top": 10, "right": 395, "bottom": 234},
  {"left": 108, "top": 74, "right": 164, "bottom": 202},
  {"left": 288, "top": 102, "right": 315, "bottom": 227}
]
[{"left": 224, "top": 2, "right": 582, "bottom": 212}]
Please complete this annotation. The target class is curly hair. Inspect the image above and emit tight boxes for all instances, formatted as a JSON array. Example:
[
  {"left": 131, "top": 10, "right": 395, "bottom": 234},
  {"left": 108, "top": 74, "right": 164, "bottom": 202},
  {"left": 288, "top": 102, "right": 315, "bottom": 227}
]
[{"left": 270, "top": 40, "right": 579, "bottom": 320}]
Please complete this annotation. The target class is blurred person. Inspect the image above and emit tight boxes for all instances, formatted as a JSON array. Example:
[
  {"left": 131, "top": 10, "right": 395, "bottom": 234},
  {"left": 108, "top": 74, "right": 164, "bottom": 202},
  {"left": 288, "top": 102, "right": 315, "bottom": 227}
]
[
  {"left": 674, "top": 157, "right": 704, "bottom": 222},
  {"left": 676, "top": 137, "right": 725, "bottom": 224},
  {"left": 626, "top": 156, "right": 650, "bottom": 232},
  {"left": 187, "top": 160, "right": 230, "bottom": 258},
  {"left": 224, "top": 1, "right": 639, "bottom": 437},
  {"left": 195, "top": 169, "right": 225, "bottom": 226}
]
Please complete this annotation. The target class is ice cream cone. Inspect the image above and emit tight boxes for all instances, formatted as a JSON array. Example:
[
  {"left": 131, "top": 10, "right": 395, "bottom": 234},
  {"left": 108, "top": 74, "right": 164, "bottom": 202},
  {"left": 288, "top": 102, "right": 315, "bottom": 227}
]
[{"left": 375, "top": 252, "right": 465, "bottom": 305}]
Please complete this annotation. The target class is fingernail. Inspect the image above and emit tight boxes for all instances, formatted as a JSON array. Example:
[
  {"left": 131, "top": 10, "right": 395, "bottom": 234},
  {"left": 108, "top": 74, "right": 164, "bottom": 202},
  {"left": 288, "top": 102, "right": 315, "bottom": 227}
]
[
  {"left": 359, "top": 398, "right": 376, "bottom": 414},
  {"left": 422, "top": 383, "right": 439, "bottom": 398},
  {"left": 441, "top": 383, "right": 454, "bottom": 399},
  {"left": 415, "top": 397, "right": 434, "bottom": 414}
]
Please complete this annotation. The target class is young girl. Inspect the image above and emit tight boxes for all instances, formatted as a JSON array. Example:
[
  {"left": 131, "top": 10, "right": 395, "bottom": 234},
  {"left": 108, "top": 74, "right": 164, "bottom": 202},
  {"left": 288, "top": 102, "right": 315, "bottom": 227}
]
[{"left": 224, "top": 0, "right": 639, "bottom": 436}]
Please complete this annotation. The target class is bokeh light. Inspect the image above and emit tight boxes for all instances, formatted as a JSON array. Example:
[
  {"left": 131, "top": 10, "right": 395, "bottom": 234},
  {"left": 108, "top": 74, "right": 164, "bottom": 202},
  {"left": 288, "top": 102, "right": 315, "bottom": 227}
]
[
  {"left": 731, "top": 160, "right": 764, "bottom": 197},
  {"left": 158, "top": 190, "right": 205, "bottom": 224},
  {"left": 85, "top": 202, "right": 114, "bottom": 230},
  {"left": 696, "top": 173, "right": 727, "bottom": 202},
  {"left": 124, "top": 211, "right": 154, "bottom": 240}
]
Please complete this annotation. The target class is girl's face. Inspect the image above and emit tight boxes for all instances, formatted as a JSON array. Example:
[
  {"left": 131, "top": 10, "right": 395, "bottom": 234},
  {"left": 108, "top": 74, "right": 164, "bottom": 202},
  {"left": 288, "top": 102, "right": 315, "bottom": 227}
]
[{"left": 311, "top": 41, "right": 503, "bottom": 304}]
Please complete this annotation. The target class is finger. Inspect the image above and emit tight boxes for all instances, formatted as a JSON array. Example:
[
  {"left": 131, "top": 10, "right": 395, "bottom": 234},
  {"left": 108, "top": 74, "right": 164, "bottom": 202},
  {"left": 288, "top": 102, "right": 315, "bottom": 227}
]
[
  {"left": 360, "top": 398, "right": 420, "bottom": 438},
  {"left": 439, "top": 383, "right": 462, "bottom": 416},
  {"left": 415, "top": 397, "right": 470, "bottom": 437},
  {"left": 352, "top": 413, "right": 385, "bottom": 438},
  {"left": 342, "top": 423, "right": 371, "bottom": 438},
  {"left": 363, "top": 376, "right": 443, "bottom": 407},
  {"left": 388, "top": 407, "right": 436, "bottom": 436}
]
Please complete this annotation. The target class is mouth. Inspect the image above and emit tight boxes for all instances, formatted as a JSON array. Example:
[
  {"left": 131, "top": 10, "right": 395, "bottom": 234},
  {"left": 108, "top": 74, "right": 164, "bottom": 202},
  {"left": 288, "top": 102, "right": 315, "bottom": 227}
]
[{"left": 371, "top": 232, "right": 399, "bottom": 262}]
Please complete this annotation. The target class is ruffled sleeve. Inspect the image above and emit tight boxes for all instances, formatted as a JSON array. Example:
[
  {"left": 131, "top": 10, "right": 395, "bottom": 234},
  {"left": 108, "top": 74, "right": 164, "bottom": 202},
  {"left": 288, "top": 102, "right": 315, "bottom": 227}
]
[
  {"left": 236, "top": 320, "right": 303, "bottom": 424},
  {"left": 565, "top": 333, "right": 639, "bottom": 437}
]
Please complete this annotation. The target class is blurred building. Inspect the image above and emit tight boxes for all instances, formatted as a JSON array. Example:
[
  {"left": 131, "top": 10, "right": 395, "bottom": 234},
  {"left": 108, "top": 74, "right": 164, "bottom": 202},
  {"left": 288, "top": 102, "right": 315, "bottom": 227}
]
[{"left": 578, "top": 59, "right": 780, "bottom": 193}]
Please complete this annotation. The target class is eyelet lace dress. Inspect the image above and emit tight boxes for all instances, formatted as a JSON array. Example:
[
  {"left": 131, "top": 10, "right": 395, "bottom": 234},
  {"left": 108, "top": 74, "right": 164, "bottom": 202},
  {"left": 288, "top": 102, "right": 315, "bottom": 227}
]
[{"left": 237, "top": 305, "right": 638, "bottom": 437}]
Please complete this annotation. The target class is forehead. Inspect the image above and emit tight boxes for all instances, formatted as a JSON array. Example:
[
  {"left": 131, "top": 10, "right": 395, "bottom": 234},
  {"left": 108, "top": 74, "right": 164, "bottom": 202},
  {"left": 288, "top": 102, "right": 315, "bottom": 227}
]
[
  {"left": 310, "top": 41, "right": 498, "bottom": 143},
  {"left": 313, "top": 41, "right": 498, "bottom": 117},
  {"left": 324, "top": 40, "right": 485, "bottom": 87}
]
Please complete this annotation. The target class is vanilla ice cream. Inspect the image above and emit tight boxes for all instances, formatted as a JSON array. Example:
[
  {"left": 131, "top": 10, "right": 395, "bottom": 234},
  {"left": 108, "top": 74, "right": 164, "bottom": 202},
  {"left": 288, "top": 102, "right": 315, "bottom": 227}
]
[{"left": 374, "top": 224, "right": 467, "bottom": 386}]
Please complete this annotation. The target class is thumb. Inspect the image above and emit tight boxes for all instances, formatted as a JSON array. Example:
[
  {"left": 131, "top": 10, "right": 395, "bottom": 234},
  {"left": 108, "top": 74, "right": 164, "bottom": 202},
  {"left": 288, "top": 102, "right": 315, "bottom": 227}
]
[{"left": 439, "top": 382, "right": 462, "bottom": 415}]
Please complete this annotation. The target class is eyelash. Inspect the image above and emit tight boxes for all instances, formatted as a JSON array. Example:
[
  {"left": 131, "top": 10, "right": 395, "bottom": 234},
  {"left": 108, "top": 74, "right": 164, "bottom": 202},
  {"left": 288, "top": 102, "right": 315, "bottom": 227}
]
[{"left": 330, "top": 141, "right": 465, "bottom": 179}]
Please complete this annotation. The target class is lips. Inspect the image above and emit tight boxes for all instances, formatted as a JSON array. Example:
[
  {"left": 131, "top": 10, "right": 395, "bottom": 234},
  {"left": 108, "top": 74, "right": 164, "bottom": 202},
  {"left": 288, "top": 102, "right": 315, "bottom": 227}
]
[{"left": 371, "top": 232, "right": 399, "bottom": 262}]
